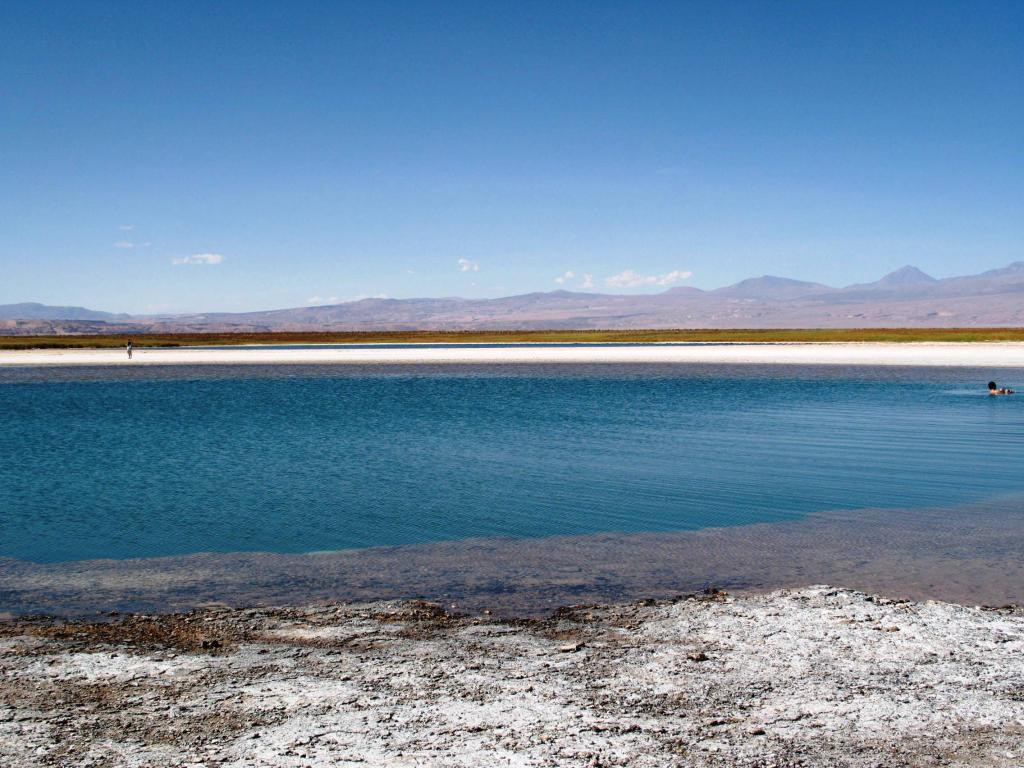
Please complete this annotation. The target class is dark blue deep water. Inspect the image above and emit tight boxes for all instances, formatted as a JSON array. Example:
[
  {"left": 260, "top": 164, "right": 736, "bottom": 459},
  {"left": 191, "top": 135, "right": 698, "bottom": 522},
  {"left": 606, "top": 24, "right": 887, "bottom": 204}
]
[{"left": 2, "top": 363, "right": 1023, "bottom": 563}]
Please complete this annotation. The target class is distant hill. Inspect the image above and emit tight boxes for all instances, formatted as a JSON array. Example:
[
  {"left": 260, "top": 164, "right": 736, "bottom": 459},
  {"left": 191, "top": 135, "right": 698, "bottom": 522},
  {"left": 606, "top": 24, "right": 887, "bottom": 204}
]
[
  {"left": 0, "top": 302, "right": 128, "bottom": 322},
  {"left": 872, "top": 266, "right": 937, "bottom": 286},
  {"left": 712, "top": 276, "right": 834, "bottom": 301},
  {"left": 4, "top": 262, "right": 1024, "bottom": 333},
  {"left": 858, "top": 265, "right": 938, "bottom": 289}
]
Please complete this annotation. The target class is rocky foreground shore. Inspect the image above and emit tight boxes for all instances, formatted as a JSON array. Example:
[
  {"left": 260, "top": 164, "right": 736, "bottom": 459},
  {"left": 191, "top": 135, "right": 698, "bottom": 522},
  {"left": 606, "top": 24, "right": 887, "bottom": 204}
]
[{"left": 2, "top": 586, "right": 1022, "bottom": 767}]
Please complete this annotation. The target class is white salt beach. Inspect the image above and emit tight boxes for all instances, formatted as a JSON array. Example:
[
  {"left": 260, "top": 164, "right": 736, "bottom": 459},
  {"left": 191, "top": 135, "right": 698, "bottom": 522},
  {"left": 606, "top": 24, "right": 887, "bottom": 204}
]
[
  {"left": 4, "top": 341, "right": 1024, "bottom": 367},
  {"left": 2, "top": 587, "right": 1022, "bottom": 767}
]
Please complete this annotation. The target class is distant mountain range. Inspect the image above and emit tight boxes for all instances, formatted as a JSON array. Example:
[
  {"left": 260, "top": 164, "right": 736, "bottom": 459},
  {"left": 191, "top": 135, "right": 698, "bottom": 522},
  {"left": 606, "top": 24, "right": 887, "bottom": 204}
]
[
  {"left": 4, "top": 262, "right": 1024, "bottom": 334},
  {"left": 0, "top": 303, "right": 131, "bottom": 322}
]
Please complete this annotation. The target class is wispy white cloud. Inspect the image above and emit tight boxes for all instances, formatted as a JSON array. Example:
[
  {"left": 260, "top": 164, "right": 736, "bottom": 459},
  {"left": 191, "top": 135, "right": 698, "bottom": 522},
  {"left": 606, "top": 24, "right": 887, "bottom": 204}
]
[
  {"left": 553, "top": 270, "right": 575, "bottom": 285},
  {"left": 458, "top": 258, "right": 479, "bottom": 272},
  {"left": 553, "top": 270, "right": 597, "bottom": 290},
  {"left": 118, "top": 224, "right": 135, "bottom": 231},
  {"left": 344, "top": 293, "right": 388, "bottom": 302},
  {"left": 605, "top": 269, "right": 692, "bottom": 288},
  {"left": 114, "top": 241, "right": 151, "bottom": 249},
  {"left": 172, "top": 253, "right": 224, "bottom": 266},
  {"left": 306, "top": 296, "right": 340, "bottom": 305}
]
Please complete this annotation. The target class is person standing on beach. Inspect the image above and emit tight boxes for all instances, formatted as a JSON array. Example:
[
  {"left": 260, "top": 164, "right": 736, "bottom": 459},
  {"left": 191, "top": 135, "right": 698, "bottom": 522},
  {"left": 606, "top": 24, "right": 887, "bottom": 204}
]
[{"left": 126, "top": 339, "right": 133, "bottom": 360}]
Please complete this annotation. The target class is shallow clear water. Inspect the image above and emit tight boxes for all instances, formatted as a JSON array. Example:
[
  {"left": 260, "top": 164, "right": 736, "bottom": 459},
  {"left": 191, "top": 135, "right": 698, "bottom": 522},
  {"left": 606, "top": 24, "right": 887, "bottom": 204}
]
[{"left": 1, "top": 363, "right": 1022, "bottom": 564}]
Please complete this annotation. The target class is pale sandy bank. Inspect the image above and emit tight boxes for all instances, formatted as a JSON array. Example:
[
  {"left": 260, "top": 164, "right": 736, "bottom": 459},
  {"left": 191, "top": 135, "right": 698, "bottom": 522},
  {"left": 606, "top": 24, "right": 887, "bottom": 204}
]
[
  {"left": 4, "top": 341, "right": 1024, "bottom": 367},
  {"left": 2, "top": 587, "right": 1022, "bottom": 767}
]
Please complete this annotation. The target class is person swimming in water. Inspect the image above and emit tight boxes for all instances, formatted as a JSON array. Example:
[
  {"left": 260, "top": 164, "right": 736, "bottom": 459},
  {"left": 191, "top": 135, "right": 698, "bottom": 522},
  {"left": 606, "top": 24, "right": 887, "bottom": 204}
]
[{"left": 988, "top": 381, "right": 1014, "bottom": 395}]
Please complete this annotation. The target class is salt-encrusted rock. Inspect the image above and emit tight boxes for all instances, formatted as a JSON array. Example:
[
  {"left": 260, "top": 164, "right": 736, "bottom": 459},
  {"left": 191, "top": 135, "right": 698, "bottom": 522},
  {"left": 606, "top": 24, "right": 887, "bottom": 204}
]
[{"left": 1, "top": 586, "right": 1022, "bottom": 767}]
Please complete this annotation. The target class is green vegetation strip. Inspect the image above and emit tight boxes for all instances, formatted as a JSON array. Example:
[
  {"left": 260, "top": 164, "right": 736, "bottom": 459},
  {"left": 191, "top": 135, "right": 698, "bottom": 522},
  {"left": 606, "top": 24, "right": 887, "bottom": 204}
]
[{"left": 4, "top": 328, "right": 1024, "bottom": 349}]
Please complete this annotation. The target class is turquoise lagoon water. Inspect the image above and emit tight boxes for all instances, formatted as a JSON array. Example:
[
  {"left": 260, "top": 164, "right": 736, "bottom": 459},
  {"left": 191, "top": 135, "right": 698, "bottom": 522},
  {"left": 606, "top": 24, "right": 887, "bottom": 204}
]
[{"left": 1, "top": 363, "right": 1023, "bottom": 564}]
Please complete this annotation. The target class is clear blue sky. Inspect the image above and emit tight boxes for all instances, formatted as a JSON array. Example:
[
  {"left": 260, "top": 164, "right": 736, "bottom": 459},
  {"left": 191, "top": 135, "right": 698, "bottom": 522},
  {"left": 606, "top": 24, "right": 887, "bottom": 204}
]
[{"left": 2, "top": 1, "right": 1021, "bottom": 313}]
